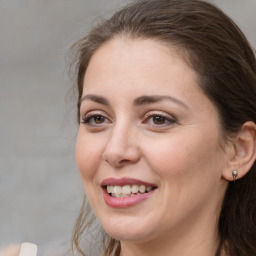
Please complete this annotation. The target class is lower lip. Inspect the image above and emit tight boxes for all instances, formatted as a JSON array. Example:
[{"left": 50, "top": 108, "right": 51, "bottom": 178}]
[{"left": 102, "top": 188, "right": 155, "bottom": 208}]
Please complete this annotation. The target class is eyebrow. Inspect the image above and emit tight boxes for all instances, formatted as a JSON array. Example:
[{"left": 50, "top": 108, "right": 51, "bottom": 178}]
[
  {"left": 134, "top": 95, "right": 189, "bottom": 109},
  {"left": 80, "top": 94, "right": 188, "bottom": 109},
  {"left": 80, "top": 94, "right": 110, "bottom": 106}
]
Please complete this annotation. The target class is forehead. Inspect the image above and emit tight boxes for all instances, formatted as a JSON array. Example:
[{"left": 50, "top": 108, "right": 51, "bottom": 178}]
[{"left": 83, "top": 37, "right": 198, "bottom": 95}]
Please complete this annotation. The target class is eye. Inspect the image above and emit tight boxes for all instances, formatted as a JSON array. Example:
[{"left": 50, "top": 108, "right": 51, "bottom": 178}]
[
  {"left": 81, "top": 114, "right": 110, "bottom": 126},
  {"left": 143, "top": 113, "right": 176, "bottom": 127},
  {"left": 151, "top": 115, "right": 167, "bottom": 125}
]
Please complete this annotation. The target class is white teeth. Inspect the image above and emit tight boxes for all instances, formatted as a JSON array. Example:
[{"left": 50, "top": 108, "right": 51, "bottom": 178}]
[
  {"left": 122, "top": 185, "right": 131, "bottom": 195},
  {"left": 113, "top": 186, "right": 122, "bottom": 195},
  {"left": 106, "top": 184, "right": 154, "bottom": 197},
  {"left": 107, "top": 185, "right": 112, "bottom": 193},
  {"left": 146, "top": 186, "right": 152, "bottom": 192},
  {"left": 131, "top": 184, "right": 139, "bottom": 193},
  {"left": 139, "top": 185, "right": 146, "bottom": 193},
  {"left": 107, "top": 185, "right": 114, "bottom": 193}
]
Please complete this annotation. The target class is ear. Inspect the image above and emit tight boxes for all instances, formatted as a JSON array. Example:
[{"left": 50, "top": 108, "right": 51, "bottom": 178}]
[{"left": 222, "top": 121, "right": 256, "bottom": 181}]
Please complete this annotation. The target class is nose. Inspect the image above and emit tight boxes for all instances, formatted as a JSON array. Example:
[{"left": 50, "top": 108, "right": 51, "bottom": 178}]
[{"left": 102, "top": 124, "right": 140, "bottom": 168}]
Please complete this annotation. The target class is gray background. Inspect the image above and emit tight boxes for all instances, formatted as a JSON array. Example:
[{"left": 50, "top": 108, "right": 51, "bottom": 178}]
[{"left": 0, "top": 0, "right": 255, "bottom": 255}]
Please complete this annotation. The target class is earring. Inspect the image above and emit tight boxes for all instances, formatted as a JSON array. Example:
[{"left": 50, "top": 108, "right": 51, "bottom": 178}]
[{"left": 232, "top": 170, "right": 238, "bottom": 181}]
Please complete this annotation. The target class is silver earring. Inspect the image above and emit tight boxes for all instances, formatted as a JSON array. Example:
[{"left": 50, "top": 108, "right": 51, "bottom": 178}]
[{"left": 232, "top": 170, "right": 238, "bottom": 181}]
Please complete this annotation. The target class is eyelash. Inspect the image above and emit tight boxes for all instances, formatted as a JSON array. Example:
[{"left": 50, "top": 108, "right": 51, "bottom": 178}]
[
  {"left": 143, "top": 113, "right": 176, "bottom": 127},
  {"left": 81, "top": 114, "right": 110, "bottom": 126},
  {"left": 80, "top": 112, "right": 177, "bottom": 128}
]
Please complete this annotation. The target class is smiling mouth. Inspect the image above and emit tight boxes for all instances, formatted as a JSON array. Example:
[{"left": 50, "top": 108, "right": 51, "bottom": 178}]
[{"left": 104, "top": 184, "right": 157, "bottom": 198}]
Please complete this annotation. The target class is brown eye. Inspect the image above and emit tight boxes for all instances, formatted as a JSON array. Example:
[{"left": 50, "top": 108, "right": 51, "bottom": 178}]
[
  {"left": 82, "top": 114, "right": 109, "bottom": 126},
  {"left": 152, "top": 116, "right": 166, "bottom": 125},
  {"left": 143, "top": 113, "right": 176, "bottom": 127},
  {"left": 94, "top": 115, "right": 105, "bottom": 124}
]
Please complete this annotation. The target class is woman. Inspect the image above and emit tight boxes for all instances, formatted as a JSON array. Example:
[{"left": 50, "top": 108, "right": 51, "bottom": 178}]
[{"left": 71, "top": 0, "right": 256, "bottom": 255}]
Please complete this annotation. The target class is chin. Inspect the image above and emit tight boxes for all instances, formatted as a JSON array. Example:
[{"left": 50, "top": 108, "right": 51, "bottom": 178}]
[
  {"left": 99, "top": 215, "right": 156, "bottom": 242},
  {"left": 106, "top": 228, "right": 150, "bottom": 242}
]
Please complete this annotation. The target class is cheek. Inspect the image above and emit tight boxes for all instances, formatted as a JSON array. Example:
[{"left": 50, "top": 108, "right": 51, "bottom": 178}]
[
  {"left": 142, "top": 132, "right": 226, "bottom": 223},
  {"left": 75, "top": 132, "right": 103, "bottom": 182},
  {"left": 143, "top": 130, "right": 224, "bottom": 180}
]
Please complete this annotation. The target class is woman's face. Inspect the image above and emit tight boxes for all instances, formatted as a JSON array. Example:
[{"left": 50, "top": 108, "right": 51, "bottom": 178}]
[{"left": 76, "top": 38, "right": 229, "bottom": 243}]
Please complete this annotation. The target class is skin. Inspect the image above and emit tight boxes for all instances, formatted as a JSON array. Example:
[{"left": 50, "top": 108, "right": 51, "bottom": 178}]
[
  {"left": 76, "top": 38, "right": 233, "bottom": 256},
  {"left": 0, "top": 245, "right": 20, "bottom": 256}
]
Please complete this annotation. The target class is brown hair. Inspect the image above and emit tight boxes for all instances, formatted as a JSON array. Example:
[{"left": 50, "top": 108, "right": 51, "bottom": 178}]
[{"left": 70, "top": 0, "right": 256, "bottom": 255}]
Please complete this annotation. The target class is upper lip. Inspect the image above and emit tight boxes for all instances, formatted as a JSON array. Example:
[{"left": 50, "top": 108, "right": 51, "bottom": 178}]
[{"left": 101, "top": 177, "right": 157, "bottom": 187}]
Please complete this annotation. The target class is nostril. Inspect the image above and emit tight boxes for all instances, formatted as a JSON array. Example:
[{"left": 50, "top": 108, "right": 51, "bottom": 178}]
[
  {"left": 102, "top": 136, "right": 140, "bottom": 167},
  {"left": 120, "top": 159, "right": 130, "bottom": 164},
  {"left": 104, "top": 158, "right": 131, "bottom": 168}
]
